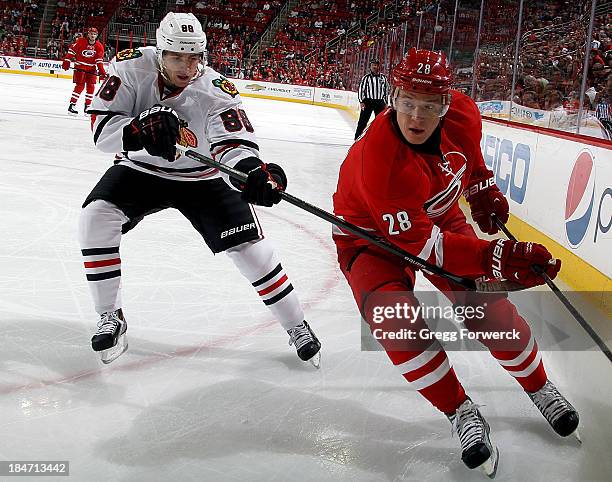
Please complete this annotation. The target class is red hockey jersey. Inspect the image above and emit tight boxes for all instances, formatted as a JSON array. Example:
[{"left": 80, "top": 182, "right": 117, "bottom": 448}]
[
  {"left": 65, "top": 37, "right": 105, "bottom": 73},
  {"left": 333, "top": 90, "right": 494, "bottom": 277}
]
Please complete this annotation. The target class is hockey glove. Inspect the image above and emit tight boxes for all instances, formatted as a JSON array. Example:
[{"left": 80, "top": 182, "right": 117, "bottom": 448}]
[
  {"left": 464, "top": 175, "right": 509, "bottom": 235},
  {"left": 232, "top": 157, "right": 287, "bottom": 207},
  {"left": 62, "top": 60, "right": 70, "bottom": 70},
  {"left": 98, "top": 66, "right": 107, "bottom": 81},
  {"left": 487, "top": 239, "right": 561, "bottom": 288},
  {"left": 122, "top": 104, "right": 180, "bottom": 162}
]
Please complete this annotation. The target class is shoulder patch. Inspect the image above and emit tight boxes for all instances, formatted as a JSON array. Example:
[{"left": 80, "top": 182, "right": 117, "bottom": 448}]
[
  {"left": 116, "top": 49, "right": 143, "bottom": 62},
  {"left": 212, "top": 77, "right": 239, "bottom": 97}
]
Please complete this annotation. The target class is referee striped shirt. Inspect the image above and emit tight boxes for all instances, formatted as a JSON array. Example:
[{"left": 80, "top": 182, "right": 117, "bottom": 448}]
[
  {"left": 358, "top": 73, "right": 390, "bottom": 102},
  {"left": 595, "top": 97, "right": 611, "bottom": 121}
]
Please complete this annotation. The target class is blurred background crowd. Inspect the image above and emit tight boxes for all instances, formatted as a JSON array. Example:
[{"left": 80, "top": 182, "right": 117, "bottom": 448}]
[{"left": 1, "top": 0, "right": 610, "bottom": 138}]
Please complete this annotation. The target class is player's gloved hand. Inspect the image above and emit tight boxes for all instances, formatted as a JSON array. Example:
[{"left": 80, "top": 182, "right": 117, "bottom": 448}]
[
  {"left": 232, "top": 157, "right": 287, "bottom": 207},
  {"left": 122, "top": 104, "right": 180, "bottom": 162},
  {"left": 486, "top": 239, "right": 561, "bottom": 288},
  {"left": 62, "top": 60, "right": 70, "bottom": 70},
  {"left": 464, "top": 175, "right": 509, "bottom": 235},
  {"left": 98, "top": 67, "right": 107, "bottom": 81}
]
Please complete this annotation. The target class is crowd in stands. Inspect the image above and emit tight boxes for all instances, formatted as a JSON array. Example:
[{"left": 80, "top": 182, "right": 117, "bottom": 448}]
[
  {"left": 0, "top": 0, "right": 609, "bottom": 134},
  {"left": 114, "top": 0, "right": 165, "bottom": 25},
  {"left": 0, "top": 0, "right": 39, "bottom": 56},
  {"left": 473, "top": 1, "right": 611, "bottom": 121}
]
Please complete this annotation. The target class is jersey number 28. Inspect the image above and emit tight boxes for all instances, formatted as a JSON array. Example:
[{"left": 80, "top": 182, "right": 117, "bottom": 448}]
[{"left": 382, "top": 211, "right": 411, "bottom": 235}]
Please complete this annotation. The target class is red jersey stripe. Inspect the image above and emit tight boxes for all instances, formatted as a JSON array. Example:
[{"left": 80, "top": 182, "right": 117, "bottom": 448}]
[
  {"left": 257, "top": 274, "right": 288, "bottom": 297},
  {"left": 84, "top": 258, "right": 121, "bottom": 268}
]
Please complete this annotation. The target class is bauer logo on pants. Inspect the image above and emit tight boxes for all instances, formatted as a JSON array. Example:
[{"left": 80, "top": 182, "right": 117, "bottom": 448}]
[{"left": 221, "top": 223, "right": 256, "bottom": 239}]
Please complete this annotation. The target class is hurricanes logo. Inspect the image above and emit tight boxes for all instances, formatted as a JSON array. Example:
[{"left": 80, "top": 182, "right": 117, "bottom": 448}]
[
  {"left": 82, "top": 49, "right": 95, "bottom": 58},
  {"left": 116, "top": 48, "right": 143, "bottom": 62},
  {"left": 175, "top": 125, "right": 198, "bottom": 160},
  {"left": 212, "top": 77, "right": 238, "bottom": 97}
]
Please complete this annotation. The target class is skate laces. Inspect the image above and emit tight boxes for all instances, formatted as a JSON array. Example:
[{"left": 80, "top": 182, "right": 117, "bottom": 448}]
[
  {"left": 288, "top": 321, "right": 313, "bottom": 350},
  {"left": 450, "top": 400, "right": 486, "bottom": 451},
  {"left": 528, "top": 380, "right": 573, "bottom": 425},
  {"left": 96, "top": 311, "right": 122, "bottom": 336}
]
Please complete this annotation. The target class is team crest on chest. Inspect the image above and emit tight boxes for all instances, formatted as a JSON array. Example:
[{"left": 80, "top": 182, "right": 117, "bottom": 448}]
[
  {"left": 424, "top": 151, "right": 467, "bottom": 218},
  {"left": 116, "top": 49, "right": 142, "bottom": 62},
  {"left": 175, "top": 124, "right": 198, "bottom": 160},
  {"left": 212, "top": 77, "right": 238, "bottom": 97}
]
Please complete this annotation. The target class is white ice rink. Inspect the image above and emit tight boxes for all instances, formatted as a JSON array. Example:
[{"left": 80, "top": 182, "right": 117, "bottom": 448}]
[{"left": 0, "top": 73, "right": 611, "bottom": 481}]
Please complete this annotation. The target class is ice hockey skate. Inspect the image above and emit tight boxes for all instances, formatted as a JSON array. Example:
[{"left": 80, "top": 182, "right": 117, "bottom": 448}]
[
  {"left": 527, "top": 380, "right": 580, "bottom": 441},
  {"left": 447, "top": 398, "right": 499, "bottom": 478},
  {"left": 91, "top": 309, "right": 128, "bottom": 364},
  {"left": 67, "top": 103, "right": 78, "bottom": 115},
  {"left": 287, "top": 320, "right": 321, "bottom": 368}
]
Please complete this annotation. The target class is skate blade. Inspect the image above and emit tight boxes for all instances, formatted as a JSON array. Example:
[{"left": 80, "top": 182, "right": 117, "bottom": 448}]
[
  {"left": 308, "top": 351, "right": 321, "bottom": 369},
  {"left": 100, "top": 334, "right": 128, "bottom": 364},
  {"left": 573, "top": 429, "right": 582, "bottom": 444},
  {"left": 478, "top": 445, "right": 499, "bottom": 479}
]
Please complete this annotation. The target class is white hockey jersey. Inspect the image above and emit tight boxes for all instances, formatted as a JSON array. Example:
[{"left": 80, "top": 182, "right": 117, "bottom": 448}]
[{"left": 89, "top": 46, "right": 260, "bottom": 184}]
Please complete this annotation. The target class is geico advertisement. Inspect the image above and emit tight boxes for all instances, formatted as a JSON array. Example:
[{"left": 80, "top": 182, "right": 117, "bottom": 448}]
[{"left": 482, "top": 120, "right": 611, "bottom": 277}]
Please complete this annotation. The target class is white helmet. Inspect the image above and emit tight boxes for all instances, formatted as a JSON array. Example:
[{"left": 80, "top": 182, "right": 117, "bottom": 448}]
[
  {"left": 156, "top": 12, "right": 206, "bottom": 55},
  {"left": 156, "top": 12, "right": 207, "bottom": 82}
]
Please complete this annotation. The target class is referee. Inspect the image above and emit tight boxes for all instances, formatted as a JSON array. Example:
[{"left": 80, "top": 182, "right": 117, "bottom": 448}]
[{"left": 355, "top": 59, "right": 390, "bottom": 139}]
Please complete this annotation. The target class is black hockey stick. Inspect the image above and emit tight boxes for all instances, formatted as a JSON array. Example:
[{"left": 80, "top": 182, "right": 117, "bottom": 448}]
[
  {"left": 177, "top": 146, "right": 523, "bottom": 293},
  {"left": 492, "top": 214, "right": 612, "bottom": 362}
]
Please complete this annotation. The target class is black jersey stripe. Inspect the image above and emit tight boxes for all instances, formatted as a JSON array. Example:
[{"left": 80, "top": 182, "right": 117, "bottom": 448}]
[
  {"left": 262, "top": 284, "right": 294, "bottom": 305},
  {"left": 210, "top": 139, "right": 259, "bottom": 151},
  {"left": 252, "top": 263, "right": 283, "bottom": 287},
  {"left": 93, "top": 112, "right": 122, "bottom": 144},
  {"left": 86, "top": 269, "right": 121, "bottom": 281},
  {"left": 82, "top": 246, "right": 120, "bottom": 256}
]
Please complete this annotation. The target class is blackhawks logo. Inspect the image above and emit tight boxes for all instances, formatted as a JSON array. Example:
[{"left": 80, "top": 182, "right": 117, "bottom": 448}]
[
  {"left": 116, "top": 48, "right": 143, "bottom": 62},
  {"left": 212, "top": 77, "right": 238, "bottom": 97},
  {"left": 175, "top": 125, "right": 198, "bottom": 160}
]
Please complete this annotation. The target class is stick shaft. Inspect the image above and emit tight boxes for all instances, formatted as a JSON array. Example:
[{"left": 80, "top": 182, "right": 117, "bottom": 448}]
[
  {"left": 180, "top": 147, "right": 522, "bottom": 292},
  {"left": 492, "top": 215, "right": 612, "bottom": 362}
]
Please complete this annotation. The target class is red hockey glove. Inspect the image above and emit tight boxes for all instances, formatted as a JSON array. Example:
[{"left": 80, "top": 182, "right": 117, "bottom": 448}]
[
  {"left": 98, "top": 67, "right": 107, "bottom": 81},
  {"left": 232, "top": 157, "right": 287, "bottom": 207},
  {"left": 464, "top": 176, "right": 509, "bottom": 235},
  {"left": 487, "top": 239, "right": 561, "bottom": 288},
  {"left": 62, "top": 60, "right": 70, "bottom": 70}
]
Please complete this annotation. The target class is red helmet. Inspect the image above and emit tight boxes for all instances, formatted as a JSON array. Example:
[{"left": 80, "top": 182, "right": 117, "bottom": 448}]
[
  {"left": 391, "top": 47, "right": 452, "bottom": 94},
  {"left": 87, "top": 27, "right": 98, "bottom": 35}
]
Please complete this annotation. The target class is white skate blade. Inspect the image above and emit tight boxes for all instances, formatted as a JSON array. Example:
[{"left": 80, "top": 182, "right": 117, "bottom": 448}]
[
  {"left": 308, "top": 351, "right": 321, "bottom": 369},
  {"left": 573, "top": 429, "right": 582, "bottom": 443},
  {"left": 100, "top": 334, "right": 128, "bottom": 364},
  {"left": 478, "top": 445, "right": 499, "bottom": 479}
]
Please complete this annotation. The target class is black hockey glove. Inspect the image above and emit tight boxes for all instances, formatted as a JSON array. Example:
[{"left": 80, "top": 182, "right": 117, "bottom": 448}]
[
  {"left": 232, "top": 157, "right": 287, "bottom": 207},
  {"left": 123, "top": 104, "right": 179, "bottom": 162}
]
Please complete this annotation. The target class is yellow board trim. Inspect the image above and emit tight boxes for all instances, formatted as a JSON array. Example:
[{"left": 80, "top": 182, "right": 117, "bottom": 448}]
[
  {"left": 505, "top": 213, "right": 611, "bottom": 312},
  {"left": 0, "top": 68, "right": 71, "bottom": 79}
]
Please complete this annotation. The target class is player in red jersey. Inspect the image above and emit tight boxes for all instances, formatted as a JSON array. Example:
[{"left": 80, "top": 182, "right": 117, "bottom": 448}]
[
  {"left": 62, "top": 27, "right": 106, "bottom": 114},
  {"left": 333, "top": 48, "right": 579, "bottom": 477}
]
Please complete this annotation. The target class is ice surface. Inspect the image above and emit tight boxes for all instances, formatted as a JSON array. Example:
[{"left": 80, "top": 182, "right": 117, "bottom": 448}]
[{"left": 0, "top": 73, "right": 610, "bottom": 481}]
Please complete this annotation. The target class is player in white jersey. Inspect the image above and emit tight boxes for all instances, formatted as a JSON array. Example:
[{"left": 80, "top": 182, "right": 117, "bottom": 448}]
[{"left": 80, "top": 12, "right": 321, "bottom": 366}]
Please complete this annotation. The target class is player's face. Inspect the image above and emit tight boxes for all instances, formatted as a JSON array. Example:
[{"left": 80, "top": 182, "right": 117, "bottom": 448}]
[
  {"left": 394, "top": 90, "right": 444, "bottom": 144},
  {"left": 162, "top": 52, "right": 201, "bottom": 88},
  {"left": 87, "top": 32, "right": 97, "bottom": 42}
]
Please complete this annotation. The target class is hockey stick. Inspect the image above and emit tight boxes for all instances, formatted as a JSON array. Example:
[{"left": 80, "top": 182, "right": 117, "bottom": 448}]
[
  {"left": 492, "top": 214, "right": 612, "bottom": 362},
  {"left": 176, "top": 145, "right": 522, "bottom": 293}
]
